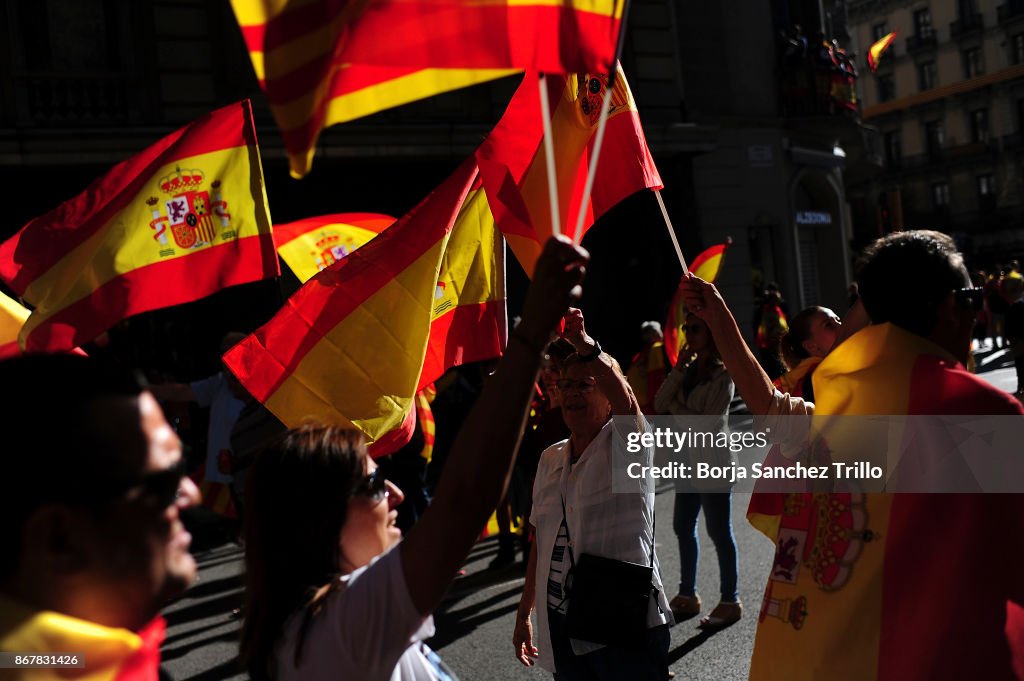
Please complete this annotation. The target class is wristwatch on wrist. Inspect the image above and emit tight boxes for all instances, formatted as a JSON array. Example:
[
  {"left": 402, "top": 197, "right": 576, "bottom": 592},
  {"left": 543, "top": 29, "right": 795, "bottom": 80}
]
[{"left": 578, "top": 339, "right": 602, "bottom": 362}]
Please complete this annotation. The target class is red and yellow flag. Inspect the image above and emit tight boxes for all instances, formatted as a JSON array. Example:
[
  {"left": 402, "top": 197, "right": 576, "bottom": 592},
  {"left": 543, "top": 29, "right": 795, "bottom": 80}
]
[
  {"left": 223, "top": 158, "right": 505, "bottom": 452},
  {"left": 477, "top": 67, "right": 661, "bottom": 275},
  {"left": 0, "top": 291, "right": 29, "bottom": 359},
  {"left": 664, "top": 240, "right": 730, "bottom": 366},
  {"left": 0, "top": 101, "right": 277, "bottom": 354},
  {"left": 231, "top": 0, "right": 625, "bottom": 177},
  {"left": 749, "top": 322, "right": 1024, "bottom": 681},
  {"left": 275, "top": 212, "right": 395, "bottom": 283},
  {"left": 867, "top": 30, "right": 897, "bottom": 72}
]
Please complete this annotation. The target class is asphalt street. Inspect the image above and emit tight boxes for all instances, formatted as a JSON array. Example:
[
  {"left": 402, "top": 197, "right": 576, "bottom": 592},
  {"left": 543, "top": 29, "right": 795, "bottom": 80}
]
[{"left": 161, "top": 362, "right": 1021, "bottom": 681}]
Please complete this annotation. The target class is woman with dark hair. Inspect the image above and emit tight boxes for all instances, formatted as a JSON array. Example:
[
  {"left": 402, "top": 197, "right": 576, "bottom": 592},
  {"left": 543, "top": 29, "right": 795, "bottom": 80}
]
[
  {"left": 653, "top": 313, "right": 739, "bottom": 629},
  {"left": 240, "top": 237, "right": 588, "bottom": 681},
  {"left": 775, "top": 306, "right": 841, "bottom": 401}
]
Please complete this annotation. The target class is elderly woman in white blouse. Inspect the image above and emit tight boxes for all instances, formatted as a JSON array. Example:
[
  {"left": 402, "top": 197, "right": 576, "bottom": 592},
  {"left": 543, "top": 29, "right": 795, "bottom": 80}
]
[{"left": 654, "top": 312, "right": 740, "bottom": 630}]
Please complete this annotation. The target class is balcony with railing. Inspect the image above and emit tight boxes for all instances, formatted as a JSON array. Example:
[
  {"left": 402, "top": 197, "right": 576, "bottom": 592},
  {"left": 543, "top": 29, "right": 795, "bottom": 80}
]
[
  {"left": 10, "top": 72, "right": 153, "bottom": 126},
  {"left": 951, "top": 13, "right": 984, "bottom": 38},
  {"left": 998, "top": 0, "right": 1024, "bottom": 23}
]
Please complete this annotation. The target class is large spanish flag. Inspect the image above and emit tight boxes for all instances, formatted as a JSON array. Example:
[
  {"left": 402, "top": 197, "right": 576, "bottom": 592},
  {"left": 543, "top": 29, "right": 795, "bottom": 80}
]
[
  {"left": 476, "top": 67, "right": 662, "bottom": 275},
  {"left": 231, "top": 0, "right": 625, "bottom": 177},
  {"left": 0, "top": 291, "right": 29, "bottom": 359},
  {"left": 749, "top": 322, "right": 1024, "bottom": 681},
  {"left": 0, "top": 101, "right": 277, "bottom": 353},
  {"left": 223, "top": 158, "right": 505, "bottom": 451},
  {"left": 275, "top": 212, "right": 395, "bottom": 283},
  {"left": 664, "top": 240, "right": 730, "bottom": 366}
]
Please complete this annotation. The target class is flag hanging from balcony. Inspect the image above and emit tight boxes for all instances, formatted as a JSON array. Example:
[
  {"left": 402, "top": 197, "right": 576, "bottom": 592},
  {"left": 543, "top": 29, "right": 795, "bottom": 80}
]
[
  {"left": 229, "top": 0, "right": 625, "bottom": 177},
  {"left": 476, "top": 66, "right": 662, "bottom": 276},
  {"left": 0, "top": 101, "right": 277, "bottom": 354},
  {"left": 664, "top": 239, "right": 731, "bottom": 366},
  {"left": 867, "top": 30, "right": 897, "bottom": 72},
  {"left": 275, "top": 212, "right": 395, "bottom": 283},
  {"left": 0, "top": 291, "right": 29, "bottom": 359},
  {"left": 223, "top": 158, "right": 505, "bottom": 454}
]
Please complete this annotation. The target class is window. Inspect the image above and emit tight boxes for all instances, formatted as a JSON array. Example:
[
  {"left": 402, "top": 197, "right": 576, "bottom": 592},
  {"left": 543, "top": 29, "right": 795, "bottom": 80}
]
[
  {"left": 884, "top": 130, "right": 902, "bottom": 165},
  {"left": 970, "top": 109, "right": 989, "bottom": 143},
  {"left": 918, "top": 61, "right": 937, "bottom": 90},
  {"left": 877, "top": 74, "right": 895, "bottom": 102},
  {"left": 932, "top": 182, "right": 950, "bottom": 207},
  {"left": 872, "top": 22, "right": 889, "bottom": 42},
  {"left": 1012, "top": 34, "right": 1024, "bottom": 65},
  {"left": 914, "top": 8, "right": 934, "bottom": 39},
  {"left": 978, "top": 174, "right": 996, "bottom": 195},
  {"left": 925, "top": 121, "right": 945, "bottom": 155},
  {"left": 963, "top": 47, "right": 984, "bottom": 77}
]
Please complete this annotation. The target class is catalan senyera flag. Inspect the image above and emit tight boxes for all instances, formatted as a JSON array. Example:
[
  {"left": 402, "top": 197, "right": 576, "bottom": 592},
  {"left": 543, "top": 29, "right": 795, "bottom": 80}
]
[
  {"left": 416, "top": 385, "right": 437, "bottom": 463},
  {"left": 0, "top": 291, "right": 29, "bottom": 359},
  {"left": 275, "top": 212, "right": 395, "bottom": 283},
  {"left": 231, "top": 0, "right": 625, "bottom": 177},
  {"left": 223, "top": 158, "right": 505, "bottom": 453},
  {"left": 664, "top": 240, "right": 730, "bottom": 366},
  {"left": 867, "top": 30, "right": 897, "bottom": 72},
  {"left": 0, "top": 101, "right": 277, "bottom": 354},
  {"left": 477, "top": 67, "right": 662, "bottom": 276},
  {"left": 749, "top": 322, "right": 1024, "bottom": 681}
]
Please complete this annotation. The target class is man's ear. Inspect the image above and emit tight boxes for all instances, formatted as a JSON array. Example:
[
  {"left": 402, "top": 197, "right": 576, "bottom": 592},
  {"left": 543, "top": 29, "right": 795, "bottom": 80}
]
[{"left": 22, "top": 505, "right": 94, "bottom": 576}]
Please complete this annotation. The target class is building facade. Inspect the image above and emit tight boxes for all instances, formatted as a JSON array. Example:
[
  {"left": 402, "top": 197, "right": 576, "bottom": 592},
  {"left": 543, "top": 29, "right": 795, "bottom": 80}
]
[{"left": 849, "top": 0, "right": 1024, "bottom": 262}]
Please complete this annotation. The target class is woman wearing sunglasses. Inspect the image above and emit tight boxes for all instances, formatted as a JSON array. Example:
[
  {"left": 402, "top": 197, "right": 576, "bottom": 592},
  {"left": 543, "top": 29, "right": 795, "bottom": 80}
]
[
  {"left": 240, "top": 237, "right": 588, "bottom": 681},
  {"left": 653, "top": 313, "right": 740, "bottom": 629}
]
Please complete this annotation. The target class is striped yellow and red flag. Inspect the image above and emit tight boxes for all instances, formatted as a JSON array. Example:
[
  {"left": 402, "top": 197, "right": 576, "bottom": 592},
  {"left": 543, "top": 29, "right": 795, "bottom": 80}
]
[
  {"left": 274, "top": 212, "right": 395, "bottom": 283},
  {"left": 223, "top": 157, "right": 505, "bottom": 453},
  {"left": 0, "top": 101, "right": 277, "bottom": 353},
  {"left": 476, "top": 67, "right": 662, "bottom": 276},
  {"left": 0, "top": 291, "right": 29, "bottom": 359},
  {"left": 749, "top": 322, "right": 1024, "bottom": 681},
  {"left": 416, "top": 385, "right": 437, "bottom": 463},
  {"left": 231, "top": 0, "right": 625, "bottom": 177},
  {"left": 867, "top": 30, "right": 897, "bottom": 72},
  {"left": 663, "top": 240, "right": 731, "bottom": 366}
]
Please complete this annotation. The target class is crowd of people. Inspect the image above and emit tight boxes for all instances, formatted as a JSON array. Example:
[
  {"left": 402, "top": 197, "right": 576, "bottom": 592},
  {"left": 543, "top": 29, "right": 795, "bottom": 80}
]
[{"left": 2, "top": 230, "right": 1023, "bottom": 681}]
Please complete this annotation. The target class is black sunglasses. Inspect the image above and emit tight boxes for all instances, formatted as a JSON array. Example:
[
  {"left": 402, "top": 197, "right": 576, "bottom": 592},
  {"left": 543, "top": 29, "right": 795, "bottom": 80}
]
[
  {"left": 954, "top": 287, "right": 984, "bottom": 312},
  {"left": 88, "top": 459, "right": 190, "bottom": 509},
  {"left": 354, "top": 468, "right": 389, "bottom": 504}
]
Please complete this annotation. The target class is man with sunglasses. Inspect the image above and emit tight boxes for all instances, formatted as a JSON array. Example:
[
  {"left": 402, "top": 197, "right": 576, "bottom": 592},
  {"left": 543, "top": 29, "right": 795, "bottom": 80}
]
[{"left": 0, "top": 354, "right": 199, "bottom": 680}]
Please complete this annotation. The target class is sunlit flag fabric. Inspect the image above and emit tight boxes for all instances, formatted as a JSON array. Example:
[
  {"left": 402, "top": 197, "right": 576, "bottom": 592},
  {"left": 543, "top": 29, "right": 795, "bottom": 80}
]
[
  {"left": 274, "top": 212, "right": 395, "bottom": 283},
  {"left": 867, "top": 30, "right": 897, "bottom": 72},
  {"left": 664, "top": 240, "right": 730, "bottom": 366},
  {"left": 748, "top": 322, "right": 1024, "bottom": 681},
  {"left": 223, "top": 158, "right": 505, "bottom": 454},
  {"left": 477, "top": 66, "right": 662, "bottom": 276},
  {"left": 0, "top": 101, "right": 277, "bottom": 353},
  {"left": 0, "top": 291, "right": 29, "bottom": 359},
  {"left": 231, "top": 0, "right": 626, "bottom": 177}
]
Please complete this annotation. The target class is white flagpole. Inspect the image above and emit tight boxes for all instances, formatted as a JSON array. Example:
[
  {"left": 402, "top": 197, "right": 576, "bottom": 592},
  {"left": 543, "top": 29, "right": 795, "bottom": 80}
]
[
  {"left": 655, "top": 189, "right": 688, "bottom": 274},
  {"left": 571, "top": 72, "right": 617, "bottom": 244},
  {"left": 538, "top": 73, "right": 561, "bottom": 238}
]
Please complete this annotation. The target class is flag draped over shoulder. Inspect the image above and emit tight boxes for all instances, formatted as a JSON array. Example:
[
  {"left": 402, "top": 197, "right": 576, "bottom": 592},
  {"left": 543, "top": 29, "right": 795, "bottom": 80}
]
[
  {"left": 477, "top": 67, "right": 661, "bottom": 275},
  {"left": 664, "top": 240, "right": 730, "bottom": 366},
  {"left": 0, "top": 291, "right": 29, "bottom": 359},
  {"left": 0, "top": 101, "right": 277, "bottom": 353},
  {"left": 867, "top": 31, "right": 897, "bottom": 72},
  {"left": 748, "top": 322, "right": 1024, "bottom": 681},
  {"left": 275, "top": 212, "right": 395, "bottom": 283},
  {"left": 223, "top": 158, "right": 505, "bottom": 454},
  {"left": 231, "top": 0, "right": 625, "bottom": 177}
]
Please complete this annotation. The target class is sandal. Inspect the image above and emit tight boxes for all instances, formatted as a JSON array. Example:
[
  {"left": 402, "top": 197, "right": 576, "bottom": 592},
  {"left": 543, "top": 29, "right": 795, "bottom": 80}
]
[
  {"left": 669, "top": 593, "right": 701, "bottom": 620},
  {"left": 698, "top": 601, "right": 742, "bottom": 630}
]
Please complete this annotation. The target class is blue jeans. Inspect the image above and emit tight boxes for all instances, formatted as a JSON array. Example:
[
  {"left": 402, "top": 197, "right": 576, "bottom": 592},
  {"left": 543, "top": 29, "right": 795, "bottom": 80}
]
[
  {"left": 548, "top": 609, "right": 670, "bottom": 681},
  {"left": 673, "top": 491, "right": 738, "bottom": 602}
]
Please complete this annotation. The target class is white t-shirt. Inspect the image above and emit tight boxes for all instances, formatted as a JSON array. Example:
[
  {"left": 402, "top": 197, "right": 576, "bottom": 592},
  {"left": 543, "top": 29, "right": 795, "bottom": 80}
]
[{"left": 273, "top": 546, "right": 454, "bottom": 681}]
